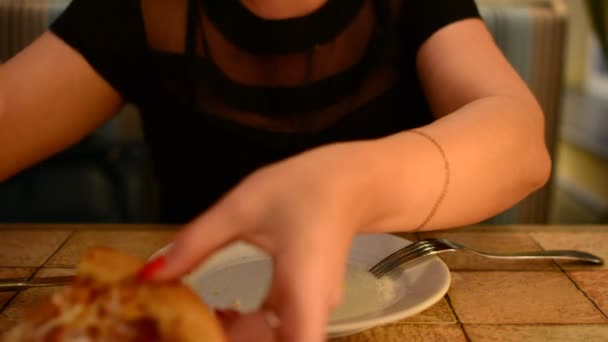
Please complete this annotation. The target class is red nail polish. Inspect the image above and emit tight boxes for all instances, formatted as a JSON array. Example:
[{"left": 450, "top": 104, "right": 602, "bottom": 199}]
[
  {"left": 215, "top": 309, "right": 240, "bottom": 321},
  {"left": 136, "top": 256, "right": 167, "bottom": 281}
]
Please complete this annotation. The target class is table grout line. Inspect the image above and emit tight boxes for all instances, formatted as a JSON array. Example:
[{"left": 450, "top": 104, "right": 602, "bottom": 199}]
[
  {"left": 560, "top": 268, "right": 608, "bottom": 320},
  {"left": 0, "top": 231, "right": 76, "bottom": 316},
  {"left": 0, "top": 292, "right": 18, "bottom": 315},
  {"left": 394, "top": 321, "right": 462, "bottom": 325},
  {"left": 444, "top": 293, "right": 472, "bottom": 342},
  {"left": 37, "top": 231, "right": 76, "bottom": 270},
  {"left": 526, "top": 232, "right": 563, "bottom": 270},
  {"left": 0, "top": 230, "right": 77, "bottom": 269},
  {"left": 529, "top": 231, "right": 608, "bottom": 320}
]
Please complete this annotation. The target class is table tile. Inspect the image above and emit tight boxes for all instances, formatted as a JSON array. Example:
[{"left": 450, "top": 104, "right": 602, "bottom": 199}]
[
  {"left": 531, "top": 232, "right": 608, "bottom": 270},
  {"left": 464, "top": 324, "right": 608, "bottom": 342},
  {"left": 569, "top": 271, "right": 608, "bottom": 317},
  {"left": 418, "top": 232, "right": 559, "bottom": 271},
  {"left": 0, "top": 286, "right": 61, "bottom": 334},
  {"left": 35, "top": 268, "right": 77, "bottom": 278},
  {"left": 0, "top": 268, "right": 35, "bottom": 308},
  {"left": 46, "top": 230, "right": 175, "bottom": 267},
  {"left": 0, "top": 267, "right": 110, "bottom": 336},
  {"left": 331, "top": 324, "right": 466, "bottom": 342},
  {"left": 0, "top": 267, "right": 75, "bottom": 334},
  {"left": 448, "top": 272, "right": 607, "bottom": 324},
  {"left": 0, "top": 269, "right": 36, "bottom": 311},
  {"left": 398, "top": 297, "right": 456, "bottom": 324},
  {"left": 0, "top": 293, "right": 14, "bottom": 310},
  {"left": 0, "top": 230, "right": 71, "bottom": 267},
  {"left": 0, "top": 224, "right": 176, "bottom": 231},
  {"left": 452, "top": 225, "right": 608, "bottom": 233},
  {"left": 0, "top": 268, "right": 35, "bottom": 279}
]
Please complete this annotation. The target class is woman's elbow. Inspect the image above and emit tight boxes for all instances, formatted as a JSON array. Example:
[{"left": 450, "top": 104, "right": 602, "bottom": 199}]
[
  {"left": 527, "top": 144, "right": 552, "bottom": 192},
  {"left": 0, "top": 81, "right": 5, "bottom": 124},
  {"left": 513, "top": 99, "right": 553, "bottom": 193},
  {"left": 521, "top": 109, "right": 553, "bottom": 193},
  {"left": 0, "top": 86, "right": 11, "bottom": 183}
]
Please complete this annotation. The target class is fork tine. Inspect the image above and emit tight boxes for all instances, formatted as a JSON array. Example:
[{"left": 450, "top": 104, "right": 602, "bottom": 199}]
[
  {"left": 370, "top": 244, "right": 436, "bottom": 277},
  {"left": 369, "top": 241, "right": 433, "bottom": 276},
  {"left": 372, "top": 242, "right": 431, "bottom": 270},
  {"left": 368, "top": 241, "right": 428, "bottom": 274},
  {"left": 391, "top": 244, "right": 435, "bottom": 265},
  {"left": 370, "top": 247, "right": 434, "bottom": 277}
]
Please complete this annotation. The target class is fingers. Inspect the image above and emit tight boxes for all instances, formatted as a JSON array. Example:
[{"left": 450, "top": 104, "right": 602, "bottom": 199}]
[
  {"left": 224, "top": 311, "right": 278, "bottom": 342},
  {"left": 215, "top": 309, "right": 241, "bottom": 328},
  {"left": 265, "top": 232, "right": 351, "bottom": 342},
  {"left": 149, "top": 200, "right": 240, "bottom": 280},
  {"left": 270, "top": 254, "right": 328, "bottom": 342}
]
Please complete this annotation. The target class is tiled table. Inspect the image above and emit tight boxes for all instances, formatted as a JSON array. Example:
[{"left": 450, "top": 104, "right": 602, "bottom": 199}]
[{"left": 0, "top": 224, "right": 607, "bottom": 341}]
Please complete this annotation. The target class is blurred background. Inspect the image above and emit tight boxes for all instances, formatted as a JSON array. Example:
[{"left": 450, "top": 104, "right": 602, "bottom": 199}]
[{"left": 0, "top": 0, "right": 606, "bottom": 224}]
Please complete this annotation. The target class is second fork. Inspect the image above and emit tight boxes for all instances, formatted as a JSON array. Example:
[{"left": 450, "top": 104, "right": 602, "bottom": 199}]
[{"left": 369, "top": 238, "right": 604, "bottom": 278}]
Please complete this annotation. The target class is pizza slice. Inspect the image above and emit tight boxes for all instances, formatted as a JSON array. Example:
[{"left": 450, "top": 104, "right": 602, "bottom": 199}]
[{"left": 4, "top": 247, "right": 226, "bottom": 342}]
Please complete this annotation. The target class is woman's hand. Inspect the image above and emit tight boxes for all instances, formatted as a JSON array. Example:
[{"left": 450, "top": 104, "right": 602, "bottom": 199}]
[{"left": 144, "top": 141, "right": 382, "bottom": 342}]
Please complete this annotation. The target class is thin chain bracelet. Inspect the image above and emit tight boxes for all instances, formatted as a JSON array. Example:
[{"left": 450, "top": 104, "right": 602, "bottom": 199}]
[{"left": 409, "top": 130, "right": 451, "bottom": 231}]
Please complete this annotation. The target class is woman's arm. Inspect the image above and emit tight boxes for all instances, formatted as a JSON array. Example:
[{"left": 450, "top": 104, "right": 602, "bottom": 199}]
[
  {"left": 358, "top": 18, "right": 551, "bottom": 231},
  {"left": 0, "top": 32, "right": 123, "bottom": 181},
  {"left": 147, "top": 17, "right": 552, "bottom": 342}
]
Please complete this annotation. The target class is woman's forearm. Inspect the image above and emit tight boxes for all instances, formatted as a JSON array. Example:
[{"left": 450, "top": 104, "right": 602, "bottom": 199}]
[
  {"left": 0, "top": 68, "right": 10, "bottom": 181},
  {"left": 0, "top": 33, "right": 123, "bottom": 182},
  {"left": 355, "top": 95, "right": 551, "bottom": 232}
]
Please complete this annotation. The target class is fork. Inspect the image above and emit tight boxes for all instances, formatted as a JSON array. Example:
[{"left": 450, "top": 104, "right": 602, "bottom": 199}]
[{"left": 369, "top": 238, "right": 604, "bottom": 278}]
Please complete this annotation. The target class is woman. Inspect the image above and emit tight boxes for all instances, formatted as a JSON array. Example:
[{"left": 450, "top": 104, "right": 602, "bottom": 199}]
[{"left": 0, "top": 0, "right": 550, "bottom": 340}]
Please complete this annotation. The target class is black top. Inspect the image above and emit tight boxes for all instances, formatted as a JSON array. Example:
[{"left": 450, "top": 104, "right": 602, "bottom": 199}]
[{"left": 50, "top": 0, "right": 480, "bottom": 222}]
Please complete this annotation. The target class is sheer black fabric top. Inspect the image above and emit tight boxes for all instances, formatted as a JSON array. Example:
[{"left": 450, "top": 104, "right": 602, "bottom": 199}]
[{"left": 50, "top": 0, "right": 480, "bottom": 222}]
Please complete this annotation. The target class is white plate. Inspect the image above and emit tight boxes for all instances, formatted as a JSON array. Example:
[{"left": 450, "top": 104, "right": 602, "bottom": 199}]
[{"left": 151, "top": 234, "right": 450, "bottom": 338}]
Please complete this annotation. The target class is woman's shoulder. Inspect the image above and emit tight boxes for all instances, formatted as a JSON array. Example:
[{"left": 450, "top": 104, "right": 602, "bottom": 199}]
[
  {"left": 48, "top": 0, "right": 150, "bottom": 98},
  {"left": 397, "top": 0, "right": 480, "bottom": 52},
  {"left": 50, "top": 0, "right": 146, "bottom": 44}
]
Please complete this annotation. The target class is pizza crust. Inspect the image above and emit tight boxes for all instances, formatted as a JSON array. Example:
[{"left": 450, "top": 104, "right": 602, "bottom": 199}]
[
  {"left": 4, "top": 247, "right": 226, "bottom": 342},
  {"left": 77, "top": 247, "right": 145, "bottom": 284}
]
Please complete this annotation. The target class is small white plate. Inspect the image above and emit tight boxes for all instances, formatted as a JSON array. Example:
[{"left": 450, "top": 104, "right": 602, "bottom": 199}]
[{"left": 151, "top": 234, "right": 450, "bottom": 338}]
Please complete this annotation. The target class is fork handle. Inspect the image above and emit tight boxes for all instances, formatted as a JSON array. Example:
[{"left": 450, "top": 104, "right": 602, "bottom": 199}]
[
  {"left": 0, "top": 276, "right": 75, "bottom": 291},
  {"left": 471, "top": 250, "right": 604, "bottom": 265}
]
